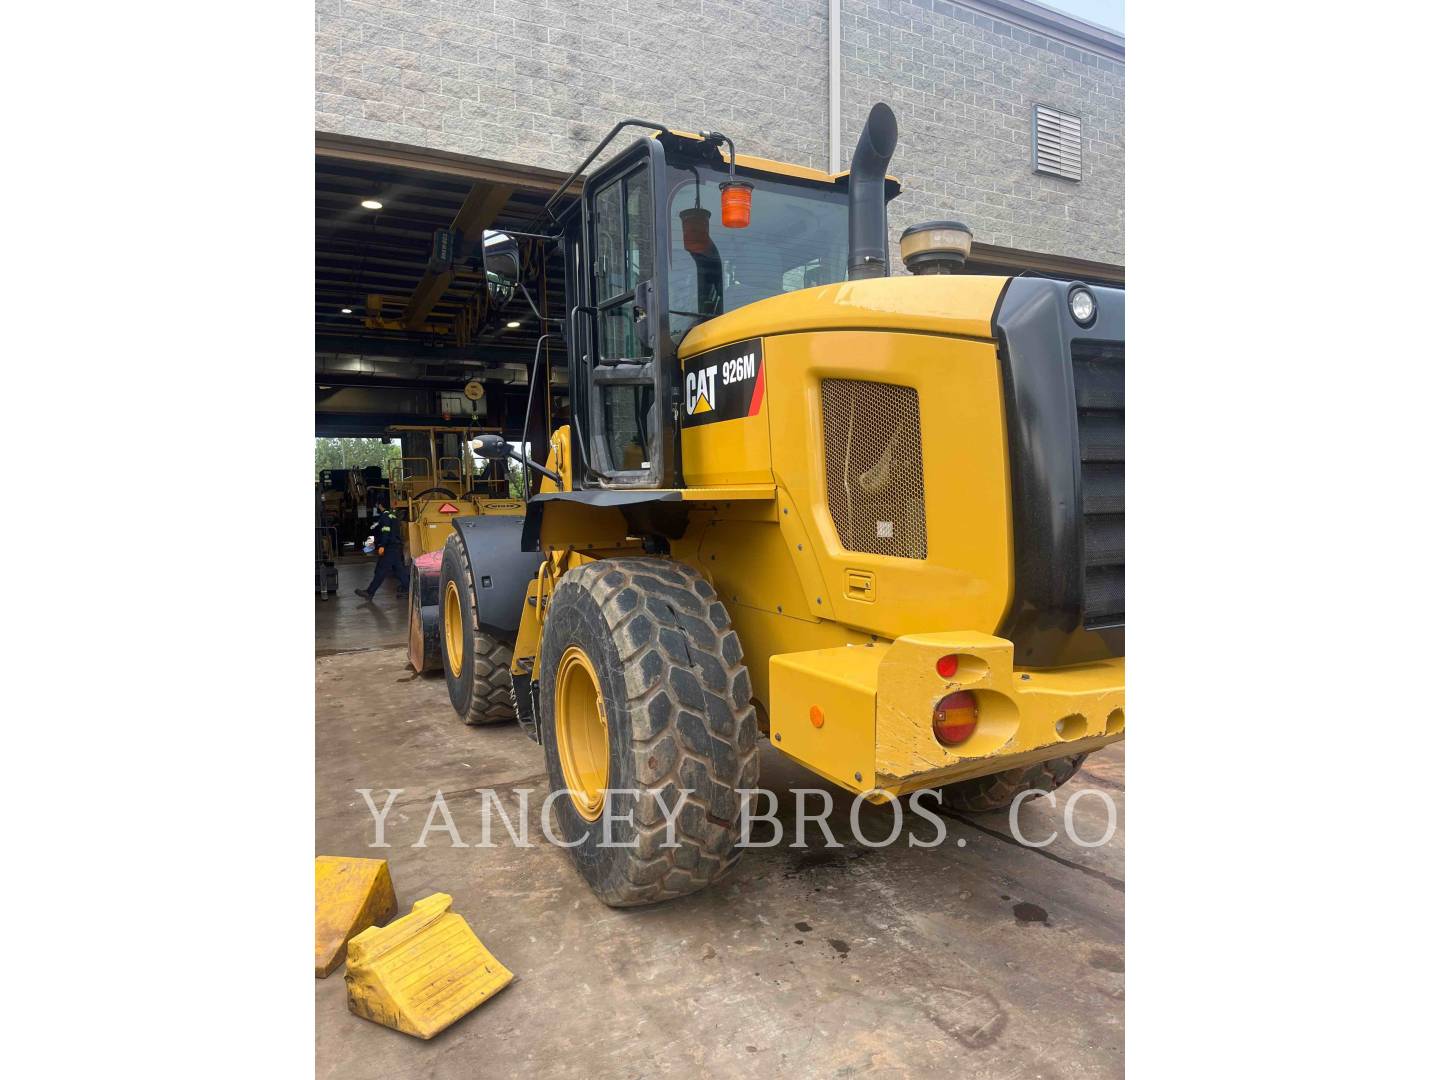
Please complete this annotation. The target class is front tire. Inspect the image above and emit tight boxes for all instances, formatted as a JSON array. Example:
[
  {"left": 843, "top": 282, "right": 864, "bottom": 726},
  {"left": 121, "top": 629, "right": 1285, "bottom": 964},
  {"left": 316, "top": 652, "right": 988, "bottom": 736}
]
[
  {"left": 937, "top": 754, "right": 1088, "bottom": 814},
  {"left": 538, "top": 558, "right": 758, "bottom": 907},
  {"left": 439, "top": 534, "right": 515, "bottom": 725}
]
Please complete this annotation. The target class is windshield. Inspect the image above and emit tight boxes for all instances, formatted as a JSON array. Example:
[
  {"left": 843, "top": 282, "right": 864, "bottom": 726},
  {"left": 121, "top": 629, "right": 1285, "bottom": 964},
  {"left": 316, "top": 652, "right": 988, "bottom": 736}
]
[{"left": 665, "top": 161, "right": 848, "bottom": 343}]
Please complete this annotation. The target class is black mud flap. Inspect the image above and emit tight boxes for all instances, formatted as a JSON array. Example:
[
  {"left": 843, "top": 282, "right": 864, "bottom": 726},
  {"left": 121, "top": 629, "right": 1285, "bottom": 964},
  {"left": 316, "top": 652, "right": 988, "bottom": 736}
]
[{"left": 450, "top": 516, "right": 543, "bottom": 637}]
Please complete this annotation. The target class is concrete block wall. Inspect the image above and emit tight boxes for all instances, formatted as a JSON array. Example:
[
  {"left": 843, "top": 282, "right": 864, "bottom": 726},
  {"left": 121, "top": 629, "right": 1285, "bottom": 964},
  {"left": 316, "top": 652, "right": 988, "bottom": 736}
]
[{"left": 316, "top": 0, "right": 1124, "bottom": 264}]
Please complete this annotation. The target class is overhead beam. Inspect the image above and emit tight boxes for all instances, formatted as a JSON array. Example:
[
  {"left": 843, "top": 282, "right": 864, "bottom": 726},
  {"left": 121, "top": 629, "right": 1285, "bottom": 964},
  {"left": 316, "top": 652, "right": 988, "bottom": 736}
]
[
  {"left": 315, "top": 408, "right": 533, "bottom": 439},
  {"left": 402, "top": 181, "right": 514, "bottom": 329},
  {"left": 315, "top": 332, "right": 545, "bottom": 363},
  {"left": 315, "top": 371, "right": 539, "bottom": 393},
  {"left": 317, "top": 132, "right": 581, "bottom": 198}
]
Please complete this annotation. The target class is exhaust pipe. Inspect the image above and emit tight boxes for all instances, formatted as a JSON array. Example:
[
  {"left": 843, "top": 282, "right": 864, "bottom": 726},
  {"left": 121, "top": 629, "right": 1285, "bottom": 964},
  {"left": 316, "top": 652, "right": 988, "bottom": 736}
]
[{"left": 847, "top": 102, "right": 898, "bottom": 281}]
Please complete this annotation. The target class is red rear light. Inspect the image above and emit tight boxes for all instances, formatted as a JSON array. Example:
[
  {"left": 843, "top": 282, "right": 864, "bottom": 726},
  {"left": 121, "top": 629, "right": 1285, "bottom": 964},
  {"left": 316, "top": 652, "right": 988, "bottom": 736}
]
[
  {"left": 935, "top": 653, "right": 959, "bottom": 678},
  {"left": 933, "top": 690, "right": 979, "bottom": 747}
]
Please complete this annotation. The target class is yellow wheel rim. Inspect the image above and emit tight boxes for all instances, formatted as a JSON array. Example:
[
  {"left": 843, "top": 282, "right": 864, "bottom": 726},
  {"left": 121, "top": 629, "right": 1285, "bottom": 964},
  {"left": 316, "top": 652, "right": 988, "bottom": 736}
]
[
  {"left": 554, "top": 645, "right": 609, "bottom": 821},
  {"left": 443, "top": 580, "right": 464, "bottom": 679}
]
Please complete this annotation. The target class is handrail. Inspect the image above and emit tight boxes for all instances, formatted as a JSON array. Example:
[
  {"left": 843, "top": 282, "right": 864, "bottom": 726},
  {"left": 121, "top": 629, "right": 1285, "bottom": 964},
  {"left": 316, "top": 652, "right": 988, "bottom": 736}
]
[
  {"left": 541, "top": 118, "right": 671, "bottom": 220},
  {"left": 519, "top": 332, "right": 559, "bottom": 501}
]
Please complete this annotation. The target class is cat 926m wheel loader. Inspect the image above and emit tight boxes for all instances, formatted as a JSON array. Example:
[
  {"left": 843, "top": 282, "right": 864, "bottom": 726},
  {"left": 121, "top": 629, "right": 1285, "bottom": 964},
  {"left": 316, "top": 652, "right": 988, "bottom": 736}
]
[{"left": 439, "top": 103, "right": 1124, "bottom": 906}]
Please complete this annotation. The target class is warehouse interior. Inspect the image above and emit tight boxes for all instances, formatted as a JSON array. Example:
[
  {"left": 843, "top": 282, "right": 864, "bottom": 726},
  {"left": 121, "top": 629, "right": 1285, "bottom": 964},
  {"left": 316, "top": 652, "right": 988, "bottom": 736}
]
[{"left": 315, "top": 134, "right": 575, "bottom": 442}]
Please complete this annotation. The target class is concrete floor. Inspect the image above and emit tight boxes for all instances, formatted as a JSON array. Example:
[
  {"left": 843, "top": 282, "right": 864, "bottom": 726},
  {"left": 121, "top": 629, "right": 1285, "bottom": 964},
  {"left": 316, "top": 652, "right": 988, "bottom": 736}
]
[{"left": 317, "top": 557, "right": 1124, "bottom": 1079}]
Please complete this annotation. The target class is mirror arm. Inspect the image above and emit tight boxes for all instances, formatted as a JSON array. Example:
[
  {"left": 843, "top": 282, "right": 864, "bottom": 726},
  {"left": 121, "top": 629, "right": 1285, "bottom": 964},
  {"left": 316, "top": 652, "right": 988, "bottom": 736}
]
[
  {"left": 508, "top": 449, "right": 562, "bottom": 486},
  {"left": 518, "top": 281, "right": 565, "bottom": 325},
  {"left": 542, "top": 118, "right": 672, "bottom": 220},
  {"left": 500, "top": 228, "right": 564, "bottom": 242}
]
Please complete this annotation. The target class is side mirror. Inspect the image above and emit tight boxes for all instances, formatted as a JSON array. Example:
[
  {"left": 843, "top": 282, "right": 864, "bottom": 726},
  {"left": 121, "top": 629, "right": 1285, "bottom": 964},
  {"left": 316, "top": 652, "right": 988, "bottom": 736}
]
[
  {"left": 482, "top": 232, "right": 520, "bottom": 293},
  {"left": 472, "top": 433, "right": 510, "bottom": 461}
]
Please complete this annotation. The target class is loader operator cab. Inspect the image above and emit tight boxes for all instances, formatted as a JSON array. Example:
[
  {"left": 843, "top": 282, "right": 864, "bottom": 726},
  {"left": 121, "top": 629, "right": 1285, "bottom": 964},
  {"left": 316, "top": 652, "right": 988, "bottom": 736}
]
[
  {"left": 386, "top": 425, "right": 510, "bottom": 507},
  {"left": 540, "top": 127, "right": 898, "bottom": 490}
]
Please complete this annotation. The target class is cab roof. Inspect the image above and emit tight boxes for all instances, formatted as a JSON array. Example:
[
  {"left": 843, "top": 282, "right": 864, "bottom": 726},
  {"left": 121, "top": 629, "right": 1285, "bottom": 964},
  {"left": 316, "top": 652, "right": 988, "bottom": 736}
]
[{"left": 660, "top": 129, "right": 902, "bottom": 198}]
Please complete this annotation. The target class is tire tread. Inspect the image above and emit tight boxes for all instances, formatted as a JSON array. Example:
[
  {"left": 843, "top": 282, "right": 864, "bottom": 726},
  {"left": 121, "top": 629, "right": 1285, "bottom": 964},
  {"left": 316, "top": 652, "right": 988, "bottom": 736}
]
[{"left": 549, "top": 557, "right": 758, "bottom": 906}]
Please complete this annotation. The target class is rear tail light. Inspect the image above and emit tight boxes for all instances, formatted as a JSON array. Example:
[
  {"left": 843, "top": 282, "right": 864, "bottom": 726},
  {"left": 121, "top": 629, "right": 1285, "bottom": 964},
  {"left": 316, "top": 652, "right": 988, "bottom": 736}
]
[
  {"left": 932, "top": 690, "right": 979, "bottom": 747},
  {"left": 935, "top": 653, "right": 959, "bottom": 678}
]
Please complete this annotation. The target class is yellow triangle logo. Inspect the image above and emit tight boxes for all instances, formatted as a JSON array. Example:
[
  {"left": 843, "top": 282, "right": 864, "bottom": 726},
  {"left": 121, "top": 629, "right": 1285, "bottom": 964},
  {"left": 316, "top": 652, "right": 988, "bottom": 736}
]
[{"left": 693, "top": 390, "right": 712, "bottom": 414}]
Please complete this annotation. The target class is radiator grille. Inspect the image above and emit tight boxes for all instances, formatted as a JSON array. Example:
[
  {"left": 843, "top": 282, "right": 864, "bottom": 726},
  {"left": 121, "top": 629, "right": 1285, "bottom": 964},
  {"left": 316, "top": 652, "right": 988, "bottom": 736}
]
[
  {"left": 821, "top": 379, "right": 927, "bottom": 559},
  {"left": 1072, "top": 341, "right": 1124, "bottom": 628}
]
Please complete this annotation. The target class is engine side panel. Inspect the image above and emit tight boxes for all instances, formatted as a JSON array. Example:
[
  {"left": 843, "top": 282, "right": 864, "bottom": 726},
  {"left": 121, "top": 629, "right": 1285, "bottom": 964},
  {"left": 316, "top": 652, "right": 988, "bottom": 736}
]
[{"left": 683, "top": 329, "right": 1014, "bottom": 645}]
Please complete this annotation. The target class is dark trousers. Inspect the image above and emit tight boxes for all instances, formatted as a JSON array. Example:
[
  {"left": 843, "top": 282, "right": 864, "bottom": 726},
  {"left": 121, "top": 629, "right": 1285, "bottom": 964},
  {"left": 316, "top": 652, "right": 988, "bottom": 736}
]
[{"left": 365, "top": 549, "right": 408, "bottom": 597}]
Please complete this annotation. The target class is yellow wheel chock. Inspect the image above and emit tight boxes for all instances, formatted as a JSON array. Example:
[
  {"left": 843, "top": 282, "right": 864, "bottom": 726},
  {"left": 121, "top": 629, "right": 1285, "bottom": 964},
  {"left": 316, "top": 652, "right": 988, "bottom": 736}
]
[
  {"left": 315, "top": 856, "right": 398, "bottom": 978},
  {"left": 344, "top": 893, "right": 513, "bottom": 1039}
]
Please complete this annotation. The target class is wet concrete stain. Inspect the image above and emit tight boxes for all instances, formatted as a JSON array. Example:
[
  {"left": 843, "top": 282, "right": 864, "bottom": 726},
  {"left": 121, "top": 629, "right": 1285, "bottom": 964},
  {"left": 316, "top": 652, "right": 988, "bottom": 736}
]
[
  {"left": 1089, "top": 948, "right": 1124, "bottom": 972},
  {"left": 795, "top": 921, "right": 812, "bottom": 933},
  {"left": 923, "top": 987, "right": 1009, "bottom": 1049},
  {"left": 827, "top": 938, "right": 851, "bottom": 957},
  {"left": 1012, "top": 901, "right": 1050, "bottom": 926}
]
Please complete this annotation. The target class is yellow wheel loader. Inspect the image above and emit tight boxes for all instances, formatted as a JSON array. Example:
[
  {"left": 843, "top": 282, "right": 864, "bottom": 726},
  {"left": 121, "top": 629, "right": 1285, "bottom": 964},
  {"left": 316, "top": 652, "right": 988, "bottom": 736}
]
[
  {"left": 382, "top": 423, "right": 526, "bottom": 677},
  {"left": 440, "top": 104, "right": 1124, "bottom": 906},
  {"left": 383, "top": 423, "right": 523, "bottom": 557}
]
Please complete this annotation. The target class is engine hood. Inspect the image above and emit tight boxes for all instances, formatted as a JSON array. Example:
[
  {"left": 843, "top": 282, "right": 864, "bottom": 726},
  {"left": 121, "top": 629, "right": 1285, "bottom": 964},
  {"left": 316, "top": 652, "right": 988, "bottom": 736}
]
[{"left": 676, "top": 274, "right": 1009, "bottom": 360}]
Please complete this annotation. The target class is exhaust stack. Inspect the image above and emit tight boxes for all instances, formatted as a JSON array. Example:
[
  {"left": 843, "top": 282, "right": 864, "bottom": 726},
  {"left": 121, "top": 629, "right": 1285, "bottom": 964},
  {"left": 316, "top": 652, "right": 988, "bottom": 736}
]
[{"left": 847, "top": 102, "right": 898, "bottom": 280}]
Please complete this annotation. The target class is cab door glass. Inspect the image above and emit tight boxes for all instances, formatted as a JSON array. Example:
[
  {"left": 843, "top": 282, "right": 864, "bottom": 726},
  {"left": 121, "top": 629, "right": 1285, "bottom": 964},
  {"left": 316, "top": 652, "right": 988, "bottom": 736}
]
[{"left": 592, "top": 167, "right": 653, "bottom": 364}]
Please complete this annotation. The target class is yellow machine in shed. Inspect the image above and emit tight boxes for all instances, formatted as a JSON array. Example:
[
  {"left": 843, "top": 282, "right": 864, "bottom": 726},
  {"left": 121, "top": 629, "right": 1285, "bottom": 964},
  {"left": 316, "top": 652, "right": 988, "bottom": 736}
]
[
  {"left": 383, "top": 423, "right": 523, "bottom": 556},
  {"left": 439, "top": 104, "right": 1124, "bottom": 907}
]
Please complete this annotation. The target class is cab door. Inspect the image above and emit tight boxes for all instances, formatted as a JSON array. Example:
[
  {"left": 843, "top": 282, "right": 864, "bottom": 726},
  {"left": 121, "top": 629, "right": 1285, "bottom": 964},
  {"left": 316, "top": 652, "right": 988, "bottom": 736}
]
[{"left": 573, "top": 140, "right": 679, "bottom": 488}]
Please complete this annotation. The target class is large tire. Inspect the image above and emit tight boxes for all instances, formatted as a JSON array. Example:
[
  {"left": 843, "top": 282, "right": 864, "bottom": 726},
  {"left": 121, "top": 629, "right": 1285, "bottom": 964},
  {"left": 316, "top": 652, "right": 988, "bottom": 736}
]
[
  {"left": 439, "top": 534, "right": 515, "bottom": 725},
  {"left": 937, "top": 753, "right": 1088, "bottom": 814},
  {"left": 538, "top": 557, "right": 758, "bottom": 907}
]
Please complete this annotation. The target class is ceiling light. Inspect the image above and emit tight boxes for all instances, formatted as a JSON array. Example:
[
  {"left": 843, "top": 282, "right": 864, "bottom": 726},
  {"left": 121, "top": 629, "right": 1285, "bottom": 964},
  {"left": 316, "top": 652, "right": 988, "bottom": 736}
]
[
  {"left": 361, "top": 198, "right": 383, "bottom": 210},
  {"left": 506, "top": 320, "right": 521, "bottom": 328},
  {"left": 340, "top": 307, "right": 353, "bottom": 314}
]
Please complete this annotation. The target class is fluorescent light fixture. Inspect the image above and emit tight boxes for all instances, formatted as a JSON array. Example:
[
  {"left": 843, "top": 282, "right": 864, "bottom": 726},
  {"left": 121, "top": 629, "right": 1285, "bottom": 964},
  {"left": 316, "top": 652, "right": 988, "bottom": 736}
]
[
  {"left": 506, "top": 320, "right": 521, "bottom": 328},
  {"left": 361, "top": 198, "right": 383, "bottom": 210}
]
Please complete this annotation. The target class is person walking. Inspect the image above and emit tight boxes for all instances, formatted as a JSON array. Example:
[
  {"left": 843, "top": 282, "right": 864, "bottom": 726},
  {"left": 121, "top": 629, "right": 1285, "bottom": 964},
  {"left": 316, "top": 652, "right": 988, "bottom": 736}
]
[{"left": 355, "top": 502, "right": 408, "bottom": 602}]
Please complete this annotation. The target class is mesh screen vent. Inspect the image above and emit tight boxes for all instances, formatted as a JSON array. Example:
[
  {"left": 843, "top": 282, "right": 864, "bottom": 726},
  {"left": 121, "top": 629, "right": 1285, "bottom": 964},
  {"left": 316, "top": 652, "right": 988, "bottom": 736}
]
[
  {"left": 1034, "top": 104, "right": 1083, "bottom": 181},
  {"left": 821, "top": 379, "right": 927, "bottom": 559}
]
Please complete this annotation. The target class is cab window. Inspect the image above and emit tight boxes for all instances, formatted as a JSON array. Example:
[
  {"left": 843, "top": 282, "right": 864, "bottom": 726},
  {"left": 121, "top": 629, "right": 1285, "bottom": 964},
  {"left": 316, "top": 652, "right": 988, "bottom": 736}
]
[
  {"left": 666, "top": 164, "right": 848, "bottom": 343},
  {"left": 592, "top": 166, "right": 653, "bottom": 363}
]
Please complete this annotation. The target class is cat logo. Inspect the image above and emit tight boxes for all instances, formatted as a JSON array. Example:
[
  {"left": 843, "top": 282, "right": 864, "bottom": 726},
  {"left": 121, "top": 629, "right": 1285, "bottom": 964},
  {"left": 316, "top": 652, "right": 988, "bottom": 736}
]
[
  {"left": 681, "top": 339, "right": 764, "bottom": 428},
  {"left": 686, "top": 364, "right": 718, "bottom": 415}
]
